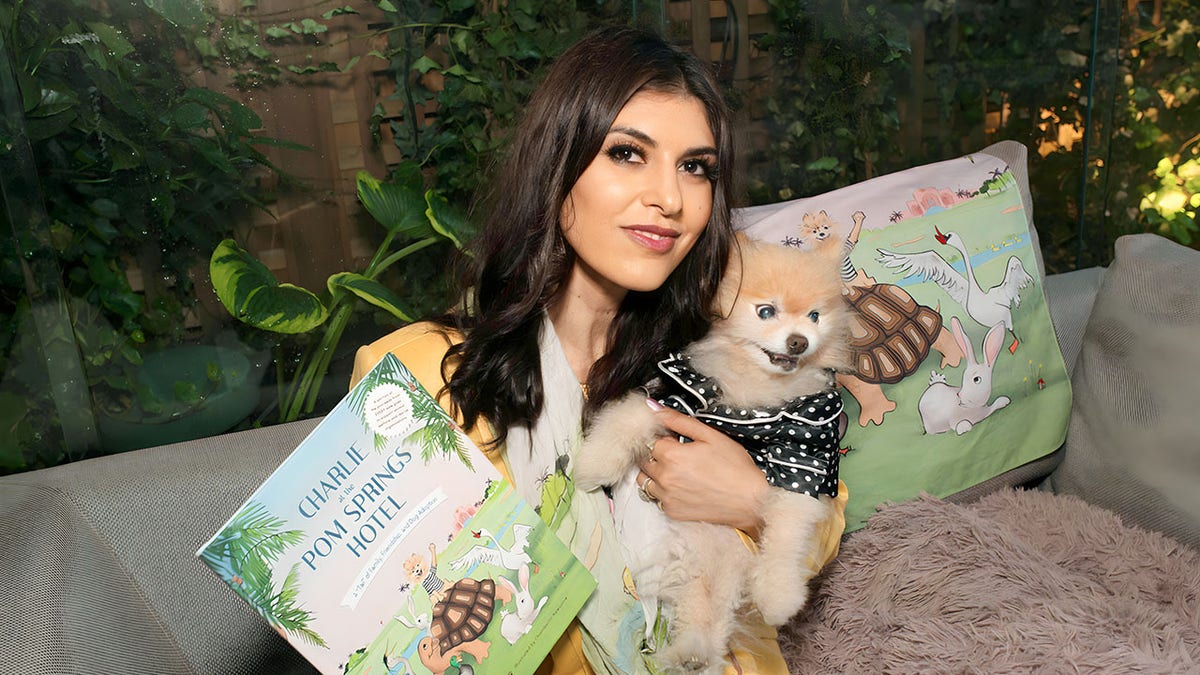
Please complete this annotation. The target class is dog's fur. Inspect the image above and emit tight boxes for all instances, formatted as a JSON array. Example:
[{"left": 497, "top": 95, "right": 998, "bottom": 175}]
[{"left": 573, "top": 236, "right": 854, "bottom": 672}]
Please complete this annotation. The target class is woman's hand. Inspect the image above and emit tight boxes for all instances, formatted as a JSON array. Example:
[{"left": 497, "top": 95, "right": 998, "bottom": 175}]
[{"left": 636, "top": 400, "right": 769, "bottom": 537}]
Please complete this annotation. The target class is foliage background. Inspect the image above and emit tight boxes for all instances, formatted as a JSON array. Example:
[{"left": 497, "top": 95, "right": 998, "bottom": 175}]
[
  {"left": 747, "top": 0, "right": 1197, "bottom": 274},
  {"left": 1, "top": 0, "right": 1195, "bottom": 473}
]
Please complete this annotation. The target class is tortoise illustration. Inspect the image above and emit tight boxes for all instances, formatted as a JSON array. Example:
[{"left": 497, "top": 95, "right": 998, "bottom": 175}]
[
  {"left": 417, "top": 577, "right": 513, "bottom": 675},
  {"left": 837, "top": 282, "right": 963, "bottom": 426}
]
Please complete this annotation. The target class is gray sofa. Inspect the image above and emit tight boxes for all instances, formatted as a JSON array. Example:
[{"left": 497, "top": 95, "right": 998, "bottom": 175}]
[{"left": 3, "top": 233, "right": 1197, "bottom": 675}]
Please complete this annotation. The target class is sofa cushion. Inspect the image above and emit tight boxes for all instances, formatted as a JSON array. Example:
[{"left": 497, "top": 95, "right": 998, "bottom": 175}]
[
  {"left": 1048, "top": 233, "right": 1200, "bottom": 550},
  {"left": 735, "top": 141, "right": 1072, "bottom": 530},
  {"left": 0, "top": 420, "right": 323, "bottom": 675}
]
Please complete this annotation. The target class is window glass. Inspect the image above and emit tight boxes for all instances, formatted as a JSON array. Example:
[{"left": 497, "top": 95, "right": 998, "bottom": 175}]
[{"left": 1, "top": 0, "right": 1193, "bottom": 473}]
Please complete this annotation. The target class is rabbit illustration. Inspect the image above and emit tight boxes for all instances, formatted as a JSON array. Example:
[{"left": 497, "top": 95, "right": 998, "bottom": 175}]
[
  {"left": 498, "top": 563, "right": 548, "bottom": 645},
  {"left": 918, "top": 317, "right": 1011, "bottom": 435},
  {"left": 393, "top": 592, "right": 429, "bottom": 634}
]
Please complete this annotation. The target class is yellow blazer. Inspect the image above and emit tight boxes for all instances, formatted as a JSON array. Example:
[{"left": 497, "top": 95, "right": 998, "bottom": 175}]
[{"left": 352, "top": 322, "right": 848, "bottom": 674}]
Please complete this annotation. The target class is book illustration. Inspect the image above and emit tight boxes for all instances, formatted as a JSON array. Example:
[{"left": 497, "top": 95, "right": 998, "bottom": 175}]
[
  {"left": 198, "top": 353, "right": 595, "bottom": 674},
  {"left": 498, "top": 563, "right": 549, "bottom": 645}
]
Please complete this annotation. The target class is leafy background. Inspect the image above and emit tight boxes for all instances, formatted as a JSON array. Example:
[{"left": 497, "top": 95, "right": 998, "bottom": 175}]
[{"left": 1, "top": 0, "right": 1195, "bottom": 473}]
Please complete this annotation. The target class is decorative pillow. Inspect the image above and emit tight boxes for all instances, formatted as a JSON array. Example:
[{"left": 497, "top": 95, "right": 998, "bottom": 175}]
[
  {"left": 735, "top": 141, "right": 1072, "bottom": 531},
  {"left": 1047, "top": 233, "right": 1200, "bottom": 550}
]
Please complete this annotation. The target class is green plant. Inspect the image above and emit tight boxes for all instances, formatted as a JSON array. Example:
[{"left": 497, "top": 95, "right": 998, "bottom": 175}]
[
  {"left": 751, "top": 0, "right": 912, "bottom": 202},
  {"left": 751, "top": 0, "right": 1199, "bottom": 271},
  {"left": 1109, "top": 3, "right": 1199, "bottom": 247},
  {"left": 371, "top": 0, "right": 596, "bottom": 201},
  {"left": 211, "top": 164, "right": 472, "bottom": 423},
  {"left": 1141, "top": 152, "right": 1200, "bottom": 244},
  {"left": 751, "top": 0, "right": 1096, "bottom": 272},
  {"left": 0, "top": 0, "right": 298, "bottom": 471}
]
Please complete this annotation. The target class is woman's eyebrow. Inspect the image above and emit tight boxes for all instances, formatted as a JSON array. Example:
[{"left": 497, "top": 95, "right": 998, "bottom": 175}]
[
  {"left": 608, "top": 126, "right": 656, "bottom": 145},
  {"left": 607, "top": 126, "right": 717, "bottom": 157}
]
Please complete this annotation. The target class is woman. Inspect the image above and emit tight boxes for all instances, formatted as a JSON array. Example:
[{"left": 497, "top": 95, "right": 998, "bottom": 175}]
[{"left": 352, "top": 26, "right": 847, "bottom": 674}]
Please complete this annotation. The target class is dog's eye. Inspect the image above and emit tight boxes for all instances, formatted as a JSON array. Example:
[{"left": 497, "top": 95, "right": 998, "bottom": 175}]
[
  {"left": 756, "top": 304, "right": 777, "bottom": 320},
  {"left": 808, "top": 310, "right": 820, "bottom": 322}
]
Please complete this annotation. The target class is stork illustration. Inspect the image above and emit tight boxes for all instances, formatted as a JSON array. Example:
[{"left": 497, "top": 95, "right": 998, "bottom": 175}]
[{"left": 876, "top": 226, "right": 1033, "bottom": 352}]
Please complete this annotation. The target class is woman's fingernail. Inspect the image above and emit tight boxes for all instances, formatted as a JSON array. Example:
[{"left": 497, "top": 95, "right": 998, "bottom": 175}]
[{"left": 645, "top": 398, "right": 665, "bottom": 411}]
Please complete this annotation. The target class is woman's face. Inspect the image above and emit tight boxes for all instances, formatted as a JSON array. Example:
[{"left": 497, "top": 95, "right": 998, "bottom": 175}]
[{"left": 560, "top": 90, "right": 717, "bottom": 297}]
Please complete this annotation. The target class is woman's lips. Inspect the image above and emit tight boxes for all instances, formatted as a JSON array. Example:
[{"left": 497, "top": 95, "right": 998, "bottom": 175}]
[{"left": 623, "top": 225, "right": 679, "bottom": 253}]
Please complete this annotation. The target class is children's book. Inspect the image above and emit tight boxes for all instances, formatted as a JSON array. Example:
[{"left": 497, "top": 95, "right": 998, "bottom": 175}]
[{"left": 198, "top": 353, "right": 596, "bottom": 675}]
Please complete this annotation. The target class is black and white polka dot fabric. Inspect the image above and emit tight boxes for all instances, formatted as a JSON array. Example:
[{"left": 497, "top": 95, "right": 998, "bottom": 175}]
[{"left": 651, "top": 353, "right": 844, "bottom": 499}]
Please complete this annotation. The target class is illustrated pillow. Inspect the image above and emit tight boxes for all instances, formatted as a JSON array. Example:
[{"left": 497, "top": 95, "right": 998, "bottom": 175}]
[
  {"left": 735, "top": 141, "right": 1072, "bottom": 531},
  {"left": 1047, "top": 233, "right": 1200, "bottom": 550}
]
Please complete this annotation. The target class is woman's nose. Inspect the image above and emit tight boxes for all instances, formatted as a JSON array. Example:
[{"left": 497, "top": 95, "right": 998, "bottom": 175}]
[{"left": 642, "top": 165, "right": 683, "bottom": 216}]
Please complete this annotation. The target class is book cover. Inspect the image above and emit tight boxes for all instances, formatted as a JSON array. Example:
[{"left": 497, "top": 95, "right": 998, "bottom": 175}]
[{"left": 198, "top": 353, "right": 596, "bottom": 674}]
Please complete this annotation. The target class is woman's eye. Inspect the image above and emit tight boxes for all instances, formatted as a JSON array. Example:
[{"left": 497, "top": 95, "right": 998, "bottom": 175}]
[
  {"left": 756, "top": 304, "right": 777, "bottom": 320},
  {"left": 808, "top": 310, "right": 820, "bottom": 322},
  {"left": 681, "top": 158, "right": 716, "bottom": 179},
  {"left": 606, "top": 144, "right": 642, "bottom": 164}
]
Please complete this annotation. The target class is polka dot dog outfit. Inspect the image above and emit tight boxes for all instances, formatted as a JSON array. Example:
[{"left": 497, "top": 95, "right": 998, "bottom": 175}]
[{"left": 651, "top": 353, "right": 844, "bottom": 498}]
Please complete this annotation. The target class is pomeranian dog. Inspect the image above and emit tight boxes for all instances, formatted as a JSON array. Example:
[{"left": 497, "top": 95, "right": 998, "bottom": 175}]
[{"left": 573, "top": 234, "right": 853, "bottom": 672}]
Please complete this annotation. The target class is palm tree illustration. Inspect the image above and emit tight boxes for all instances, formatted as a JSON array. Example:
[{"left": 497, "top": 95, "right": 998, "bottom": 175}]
[
  {"left": 979, "top": 165, "right": 1017, "bottom": 195},
  {"left": 200, "top": 502, "right": 327, "bottom": 648},
  {"left": 406, "top": 386, "right": 472, "bottom": 469},
  {"left": 349, "top": 354, "right": 472, "bottom": 467}
]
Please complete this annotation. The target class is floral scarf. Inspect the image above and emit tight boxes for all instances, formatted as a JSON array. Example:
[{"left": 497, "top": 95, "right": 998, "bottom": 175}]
[{"left": 503, "top": 316, "right": 664, "bottom": 674}]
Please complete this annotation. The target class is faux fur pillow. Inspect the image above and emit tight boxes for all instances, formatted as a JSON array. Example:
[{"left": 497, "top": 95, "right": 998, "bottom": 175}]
[{"left": 779, "top": 489, "right": 1200, "bottom": 670}]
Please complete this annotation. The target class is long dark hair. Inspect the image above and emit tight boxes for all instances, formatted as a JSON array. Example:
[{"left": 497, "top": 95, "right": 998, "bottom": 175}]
[{"left": 442, "top": 26, "right": 737, "bottom": 446}]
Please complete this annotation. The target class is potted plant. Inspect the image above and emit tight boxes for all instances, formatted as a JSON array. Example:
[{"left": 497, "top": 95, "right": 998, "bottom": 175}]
[{"left": 210, "top": 163, "right": 472, "bottom": 424}]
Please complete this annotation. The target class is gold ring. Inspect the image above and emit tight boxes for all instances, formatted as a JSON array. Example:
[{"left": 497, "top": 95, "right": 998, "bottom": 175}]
[
  {"left": 637, "top": 476, "right": 658, "bottom": 503},
  {"left": 645, "top": 440, "right": 657, "bottom": 461}
]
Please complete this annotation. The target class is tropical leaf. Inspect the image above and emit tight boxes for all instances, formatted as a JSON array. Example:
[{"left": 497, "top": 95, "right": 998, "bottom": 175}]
[
  {"left": 200, "top": 502, "right": 295, "bottom": 568},
  {"left": 141, "top": 0, "right": 207, "bottom": 27},
  {"left": 425, "top": 190, "right": 475, "bottom": 249},
  {"left": 409, "top": 381, "right": 453, "bottom": 426},
  {"left": 272, "top": 564, "right": 328, "bottom": 648},
  {"left": 210, "top": 239, "right": 329, "bottom": 334},
  {"left": 86, "top": 22, "right": 135, "bottom": 59},
  {"left": 327, "top": 272, "right": 413, "bottom": 323},
  {"left": 356, "top": 169, "right": 431, "bottom": 238},
  {"left": 346, "top": 354, "right": 412, "bottom": 421},
  {"left": 200, "top": 501, "right": 314, "bottom": 638},
  {"left": 406, "top": 423, "right": 472, "bottom": 470},
  {"left": 405, "top": 389, "right": 470, "bottom": 468},
  {"left": 183, "top": 88, "right": 262, "bottom": 135}
]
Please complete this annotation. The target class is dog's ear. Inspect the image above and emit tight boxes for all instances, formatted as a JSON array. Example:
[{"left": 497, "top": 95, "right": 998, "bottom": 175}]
[{"left": 714, "top": 236, "right": 749, "bottom": 317}]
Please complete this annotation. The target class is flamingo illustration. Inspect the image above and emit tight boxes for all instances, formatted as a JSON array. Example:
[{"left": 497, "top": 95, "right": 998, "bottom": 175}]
[{"left": 876, "top": 226, "right": 1033, "bottom": 352}]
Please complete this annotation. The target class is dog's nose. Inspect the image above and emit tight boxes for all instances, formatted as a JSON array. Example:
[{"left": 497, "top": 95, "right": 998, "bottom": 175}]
[{"left": 787, "top": 334, "right": 809, "bottom": 355}]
